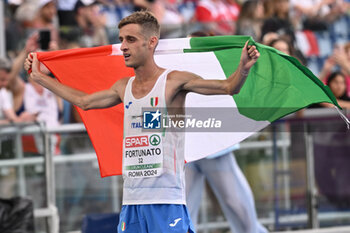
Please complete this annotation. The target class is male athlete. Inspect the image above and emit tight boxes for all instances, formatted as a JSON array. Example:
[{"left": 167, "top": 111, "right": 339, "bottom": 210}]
[{"left": 24, "top": 11, "right": 260, "bottom": 233}]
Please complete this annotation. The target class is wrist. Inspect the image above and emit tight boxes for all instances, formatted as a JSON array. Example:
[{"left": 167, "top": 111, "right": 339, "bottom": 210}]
[
  {"left": 238, "top": 62, "right": 250, "bottom": 76},
  {"left": 240, "top": 67, "right": 250, "bottom": 77},
  {"left": 31, "top": 70, "right": 44, "bottom": 82}
]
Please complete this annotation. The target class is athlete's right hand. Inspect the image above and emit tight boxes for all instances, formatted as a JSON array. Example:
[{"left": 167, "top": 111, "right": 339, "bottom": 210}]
[
  {"left": 25, "top": 53, "right": 42, "bottom": 82},
  {"left": 25, "top": 53, "right": 51, "bottom": 79},
  {"left": 24, "top": 53, "right": 33, "bottom": 73}
]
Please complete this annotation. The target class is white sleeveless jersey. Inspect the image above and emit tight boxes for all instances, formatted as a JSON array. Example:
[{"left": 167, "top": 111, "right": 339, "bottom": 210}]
[{"left": 122, "top": 69, "right": 186, "bottom": 205}]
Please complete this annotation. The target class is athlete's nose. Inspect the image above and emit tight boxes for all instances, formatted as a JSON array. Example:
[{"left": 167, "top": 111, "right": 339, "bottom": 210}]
[{"left": 120, "top": 41, "right": 128, "bottom": 52}]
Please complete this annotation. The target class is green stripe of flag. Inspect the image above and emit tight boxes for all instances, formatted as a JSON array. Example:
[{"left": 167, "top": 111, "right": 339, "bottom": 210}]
[{"left": 186, "top": 35, "right": 339, "bottom": 122}]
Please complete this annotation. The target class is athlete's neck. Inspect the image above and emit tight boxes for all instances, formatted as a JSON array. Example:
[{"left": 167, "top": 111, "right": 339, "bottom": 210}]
[{"left": 134, "top": 59, "right": 164, "bottom": 83}]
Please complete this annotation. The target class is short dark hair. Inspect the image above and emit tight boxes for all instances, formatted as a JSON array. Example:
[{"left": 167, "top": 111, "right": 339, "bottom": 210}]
[{"left": 118, "top": 11, "right": 160, "bottom": 39}]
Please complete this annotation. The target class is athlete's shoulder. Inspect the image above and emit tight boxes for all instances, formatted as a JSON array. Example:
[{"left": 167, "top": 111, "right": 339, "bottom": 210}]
[
  {"left": 112, "top": 76, "right": 132, "bottom": 94},
  {"left": 119, "top": 76, "right": 133, "bottom": 83},
  {"left": 114, "top": 76, "right": 132, "bottom": 87},
  {"left": 167, "top": 70, "right": 198, "bottom": 81},
  {"left": 112, "top": 77, "right": 133, "bottom": 103}
]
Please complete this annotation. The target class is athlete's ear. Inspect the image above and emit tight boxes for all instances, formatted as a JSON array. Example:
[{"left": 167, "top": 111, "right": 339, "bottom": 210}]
[{"left": 149, "top": 36, "right": 158, "bottom": 50}]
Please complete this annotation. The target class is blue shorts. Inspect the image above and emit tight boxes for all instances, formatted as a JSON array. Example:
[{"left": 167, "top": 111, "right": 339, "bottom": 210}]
[{"left": 117, "top": 204, "right": 196, "bottom": 233}]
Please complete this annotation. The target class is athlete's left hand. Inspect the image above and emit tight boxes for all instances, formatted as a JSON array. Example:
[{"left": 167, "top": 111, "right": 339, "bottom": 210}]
[{"left": 240, "top": 41, "right": 260, "bottom": 73}]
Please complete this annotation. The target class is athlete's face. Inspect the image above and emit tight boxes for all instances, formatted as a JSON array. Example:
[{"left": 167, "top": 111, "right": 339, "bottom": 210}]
[{"left": 119, "top": 24, "right": 155, "bottom": 68}]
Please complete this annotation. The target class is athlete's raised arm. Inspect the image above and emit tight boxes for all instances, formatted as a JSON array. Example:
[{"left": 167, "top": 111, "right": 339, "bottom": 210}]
[
  {"left": 24, "top": 53, "right": 126, "bottom": 110},
  {"left": 178, "top": 41, "right": 259, "bottom": 95}
]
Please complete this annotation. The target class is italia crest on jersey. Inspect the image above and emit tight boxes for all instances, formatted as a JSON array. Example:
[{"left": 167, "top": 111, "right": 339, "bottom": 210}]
[{"left": 150, "top": 97, "right": 158, "bottom": 107}]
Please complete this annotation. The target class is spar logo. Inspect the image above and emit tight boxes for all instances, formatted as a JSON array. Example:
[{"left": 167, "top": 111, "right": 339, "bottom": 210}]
[
  {"left": 125, "top": 136, "right": 149, "bottom": 148},
  {"left": 149, "top": 134, "right": 161, "bottom": 146}
]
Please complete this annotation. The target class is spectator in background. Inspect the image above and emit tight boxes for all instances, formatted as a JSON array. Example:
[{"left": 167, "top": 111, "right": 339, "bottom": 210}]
[
  {"left": 74, "top": 0, "right": 109, "bottom": 46},
  {"left": 15, "top": 0, "right": 60, "bottom": 46},
  {"left": 57, "top": 0, "right": 79, "bottom": 26},
  {"left": 0, "top": 34, "right": 38, "bottom": 124},
  {"left": 261, "top": 0, "right": 309, "bottom": 65},
  {"left": 319, "top": 42, "right": 350, "bottom": 97},
  {"left": 32, "top": 0, "right": 59, "bottom": 41},
  {"left": 290, "top": 0, "right": 347, "bottom": 31},
  {"left": 135, "top": 0, "right": 184, "bottom": 25},
  {"left": 320, "top": 72, "right": 350, "bottom": 109},
  {"left": 97, "top": 0, "right": 132, "bottom": 43},
  {"left": 17, "top": 35, "right": 63, "bottom": 153},
  {"left": 261, "top": 31, "right": 279, "bottom": 45},
  {"left": 263, "top": 34, "right": 308, "bottom": 67},
  {"left": 111, "top": 0, "right": 133, "bottom": 22},
  {"left": 236, "top": 0, "right": 264, "bottom": 41},
  {"left": 268, "top": 37, "right": 293, "bottom": 55},
  {"left": 133, "top": 0, "right": 185, "bottom": 39},
  {"left": 195, "top": 0, "right": 237, "bottom": 35},
  {"left": 264, "top": 0, "right": 289, "bottom": 22},
  {"left": 14, "top": 0, "right": 40, "bottom": 31},
  {"left": 261, "top": 0, "right": 295, "bottom": 43},
  {"left": 0, "top": 74, "right": 31, "bottom": 124},
  {"left": 23, "top": 78, "right": 63, "bottom": 129},
  {"left": 5, "top": 0, "right": 25, "bottom": 59},
  {"left": 23, "top": 76, "right": 63, "bottom": 154},
  {"left": 345, "top": 42, "right": 350, "bottom": 76},
  {"left": 225, "top": 0, "right": 240, "bottom": 23}
]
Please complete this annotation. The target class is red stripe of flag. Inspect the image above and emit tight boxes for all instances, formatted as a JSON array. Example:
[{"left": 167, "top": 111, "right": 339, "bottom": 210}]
[{"left": 37, "top": 45, "right": 134, "bottom": 177}]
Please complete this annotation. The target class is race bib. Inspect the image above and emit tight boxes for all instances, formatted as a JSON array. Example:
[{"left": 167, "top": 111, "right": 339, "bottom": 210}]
[{"left": 123, "top": 133, "right": 163, "bottom": 178}]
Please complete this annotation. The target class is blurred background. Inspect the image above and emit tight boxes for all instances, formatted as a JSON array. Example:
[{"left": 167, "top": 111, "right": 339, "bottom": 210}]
[{"left": 0, "top": 0, "right": 350, "bottom": 232}]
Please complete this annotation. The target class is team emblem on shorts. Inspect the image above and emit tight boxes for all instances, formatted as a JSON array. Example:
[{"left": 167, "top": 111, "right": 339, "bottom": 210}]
[
  {"left": 121, "top": 221, "right": 126, "bottom": 231},
  {"left": 169, "top": 218, "right": 182, "bottom": 227}
]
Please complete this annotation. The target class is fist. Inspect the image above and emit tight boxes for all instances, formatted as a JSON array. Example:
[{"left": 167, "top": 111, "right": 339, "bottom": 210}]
[
  {"left": 241, "top": 41, "right": 260, "bottom": 72},
  {"left": 24, "top": 53, "right": 33, "bottom": 73}
]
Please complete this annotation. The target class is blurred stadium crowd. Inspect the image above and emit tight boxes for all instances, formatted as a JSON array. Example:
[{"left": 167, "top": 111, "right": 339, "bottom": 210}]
[{"left": 0, "top": 0, "right": 350, "bottom": 141}]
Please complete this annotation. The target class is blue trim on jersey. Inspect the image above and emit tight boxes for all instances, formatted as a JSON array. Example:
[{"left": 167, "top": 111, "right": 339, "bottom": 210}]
[{"left": 117, "top": 204, "right": 195, "bottom": 233}]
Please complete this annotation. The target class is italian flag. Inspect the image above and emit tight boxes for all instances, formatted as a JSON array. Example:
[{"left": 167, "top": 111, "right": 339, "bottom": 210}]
[{"left": 37, "top": 36, "right": 339, "bottom": 177}]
